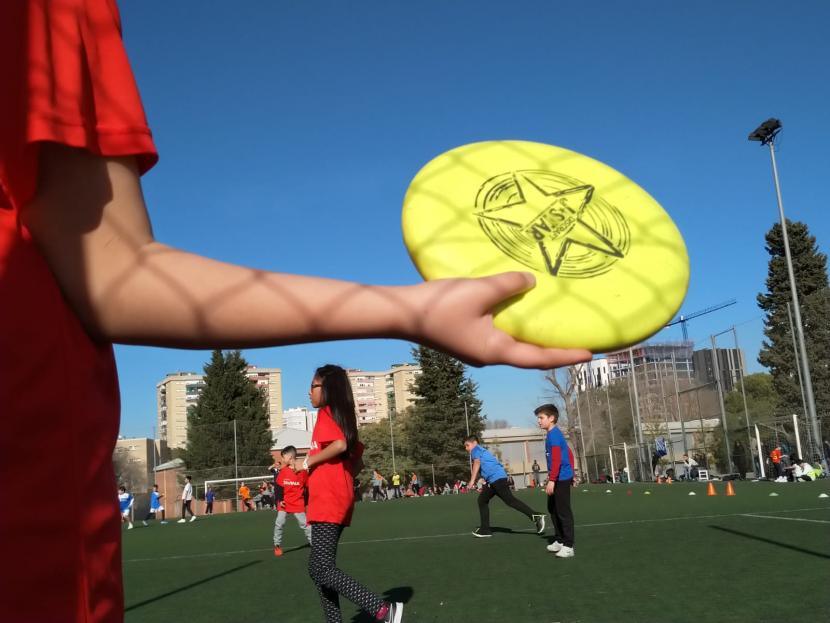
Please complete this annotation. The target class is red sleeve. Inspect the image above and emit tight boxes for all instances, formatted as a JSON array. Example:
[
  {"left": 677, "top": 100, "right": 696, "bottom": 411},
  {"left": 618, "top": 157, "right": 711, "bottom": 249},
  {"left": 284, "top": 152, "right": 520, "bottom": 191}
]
[
  {"left": 312, "top": 408, "right": 347, "bottom": 445},
  {"left": 550, "top": 446, "right": 562, "bottom": 481},
  {"left": 0, "top": 0, "right": 157, "bottom": 211}
]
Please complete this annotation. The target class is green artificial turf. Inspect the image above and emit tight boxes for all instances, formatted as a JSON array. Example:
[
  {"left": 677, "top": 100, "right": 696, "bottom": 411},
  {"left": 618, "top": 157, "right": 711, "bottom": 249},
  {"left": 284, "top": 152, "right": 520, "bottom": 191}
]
[{"left": 123, "top": 481, "right": 830, "bottom": 622}]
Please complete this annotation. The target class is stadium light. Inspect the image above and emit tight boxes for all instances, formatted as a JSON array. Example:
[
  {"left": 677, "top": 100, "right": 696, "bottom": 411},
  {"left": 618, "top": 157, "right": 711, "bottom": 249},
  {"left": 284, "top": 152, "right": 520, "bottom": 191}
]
[{"left": 748, "top": 118, "right": 821, "bottom": 456}]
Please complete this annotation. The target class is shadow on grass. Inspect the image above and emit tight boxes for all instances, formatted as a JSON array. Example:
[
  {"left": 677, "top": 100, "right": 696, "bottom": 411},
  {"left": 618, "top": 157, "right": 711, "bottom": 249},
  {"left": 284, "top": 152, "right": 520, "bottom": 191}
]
[
  {"left": 349, "top": 587, "right": 414, "bottom": 623},
  {"left": 709, "top": 525, "right": 830, "bottom": 560},
  {"left": 125, "top": 560, "right": 261, "bottom": 611},
  {"left": 489, "top": 526, "right": 539, "bottom": 536}
]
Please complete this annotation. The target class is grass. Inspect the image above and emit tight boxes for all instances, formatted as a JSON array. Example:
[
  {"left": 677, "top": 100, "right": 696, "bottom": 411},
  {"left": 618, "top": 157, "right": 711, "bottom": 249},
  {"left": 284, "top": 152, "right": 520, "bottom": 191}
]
[{"left": 123, "top": 480, "right": 830, "bottom": 622}]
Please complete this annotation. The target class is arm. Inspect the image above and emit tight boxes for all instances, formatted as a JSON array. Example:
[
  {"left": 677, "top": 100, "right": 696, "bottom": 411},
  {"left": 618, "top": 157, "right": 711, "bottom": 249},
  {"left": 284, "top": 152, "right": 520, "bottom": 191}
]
[
  {"left": 468, "top": 459, "right": 481, "bottom": 489},
  {"left": 23, "top": 145, "right": 592, "bottom": 369},
  {"left": 304, "top": 439, "right": 348, "bottom": 470}
]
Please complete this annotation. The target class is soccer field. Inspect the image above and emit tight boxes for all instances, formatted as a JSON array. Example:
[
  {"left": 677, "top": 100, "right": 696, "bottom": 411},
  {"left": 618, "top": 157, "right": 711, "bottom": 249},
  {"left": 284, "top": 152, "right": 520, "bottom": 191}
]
[{"left": 123, "top": 481, "right": 830, "bottom": 623}]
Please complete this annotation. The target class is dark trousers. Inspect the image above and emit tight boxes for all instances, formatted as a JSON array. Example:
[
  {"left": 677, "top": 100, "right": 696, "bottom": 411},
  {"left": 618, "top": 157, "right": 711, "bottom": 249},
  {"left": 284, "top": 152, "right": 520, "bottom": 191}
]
[
  {"left": 205, "top": 501, "right": 213, "bottom": 514},
  {"left": 181, "top": 500, "right": 195, "bottom": 518},
  {"left": 308, "top": 522, "right": 384, "bottom": 623},
  {"left": 477, "top": 478, "right": 539, "bottom": 531},
  {"left": 547, "top": 479, "right": 574, "bottom": 547}
]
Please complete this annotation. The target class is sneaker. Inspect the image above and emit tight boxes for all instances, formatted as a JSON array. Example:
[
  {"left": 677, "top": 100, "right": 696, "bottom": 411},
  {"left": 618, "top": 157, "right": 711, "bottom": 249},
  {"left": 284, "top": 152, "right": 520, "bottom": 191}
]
[
  {"left": 546, "top": 541, "right": 562, "bottom": 553},
  {"left": 273, "top": 546, "right": 283, "bottom": 557},
  {"left": 472, "top": 528, "right": 492, "bottom": 538},
  {"left": 160, "top": 520, "right": 168, "bottom": 525},
  {"left": 177, "top": 518, "right": 186, "bottom": 523},
  {"left": 532, "top": 514, "right": 546, "bottom": 534},
  {"left": 142, "top": 521, "right": 148, "bottom": 527},
  {"left": 189, "top": 516, "right": 197, "bottom": 522},
  {"left": 555, "top": 545, "right": 575, "bottom": 558},
  {"left": 378, "top": 601, "right": 404, "bottom": 623},
  {"left": 127, "top": 524, "right": 134, "bottom": 530}
]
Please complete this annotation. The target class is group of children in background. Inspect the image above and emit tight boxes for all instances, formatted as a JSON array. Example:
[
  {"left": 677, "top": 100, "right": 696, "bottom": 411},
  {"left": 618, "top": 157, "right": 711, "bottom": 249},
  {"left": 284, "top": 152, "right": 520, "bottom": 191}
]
[{"left": 115, "top": 367, "right": 579, "bottom": 623}]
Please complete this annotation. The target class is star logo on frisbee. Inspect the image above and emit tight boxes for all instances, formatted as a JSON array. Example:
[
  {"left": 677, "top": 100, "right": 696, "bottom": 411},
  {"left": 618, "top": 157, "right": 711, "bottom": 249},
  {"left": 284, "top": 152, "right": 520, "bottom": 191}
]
[{"left": 475, "top": 170, "right": 631, "bottom": 278}]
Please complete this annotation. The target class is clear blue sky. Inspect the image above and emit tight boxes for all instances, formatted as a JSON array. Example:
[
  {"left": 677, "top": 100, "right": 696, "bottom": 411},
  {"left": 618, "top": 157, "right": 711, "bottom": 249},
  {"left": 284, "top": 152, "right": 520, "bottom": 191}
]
[{"left": 115, "top": 0, "right": 830, "bottom": 437}]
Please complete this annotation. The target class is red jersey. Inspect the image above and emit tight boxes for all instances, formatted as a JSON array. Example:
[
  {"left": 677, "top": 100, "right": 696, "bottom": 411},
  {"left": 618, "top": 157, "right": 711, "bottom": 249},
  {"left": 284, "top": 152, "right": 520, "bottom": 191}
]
[
  {"left": 307, "top": 406, "right": 364, "bottom": 526},
  {"left": 276, "top": 466, "right": 308, "bottom": 513},
  {"left": 0, "top": 2, "right": 156, "bottom": 621}
]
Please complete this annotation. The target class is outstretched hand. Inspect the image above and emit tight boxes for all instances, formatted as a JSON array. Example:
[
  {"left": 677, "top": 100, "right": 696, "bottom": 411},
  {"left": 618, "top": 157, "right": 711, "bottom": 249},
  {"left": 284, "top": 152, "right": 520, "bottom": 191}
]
[{"left": 404, "top": 272, "right": 592, "bottom": 369}]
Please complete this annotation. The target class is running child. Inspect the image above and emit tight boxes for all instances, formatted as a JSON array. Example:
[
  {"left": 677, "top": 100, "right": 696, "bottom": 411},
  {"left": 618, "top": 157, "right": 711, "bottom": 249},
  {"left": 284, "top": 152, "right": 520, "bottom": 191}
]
[
  {"left": 142, "top": 484, "right": 166, "bottom": 526},
  {"left": 305, "top": 364, "right": 403, "bottom": 623},
  {"left": 273, "top": 445, "right": 312, "bottom": 556},
  {"left": 463, "top": 435, "right": 546, "bottom": 538},
  {"left": 535, "top": 404, "right": 576, "bottom": 558},
  {"left": 118, "top": 486, "right": 134, "bottom": 530}
]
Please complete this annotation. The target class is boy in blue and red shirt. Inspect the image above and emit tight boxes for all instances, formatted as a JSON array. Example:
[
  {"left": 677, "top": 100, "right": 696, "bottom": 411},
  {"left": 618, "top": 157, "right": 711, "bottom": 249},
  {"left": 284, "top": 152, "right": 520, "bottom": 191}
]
[
  {"left": 535, "top": 403, "right": 576, "bottom": 558},
  {"left": 272, "top": 445, "right": 312, "bottom": 556}
]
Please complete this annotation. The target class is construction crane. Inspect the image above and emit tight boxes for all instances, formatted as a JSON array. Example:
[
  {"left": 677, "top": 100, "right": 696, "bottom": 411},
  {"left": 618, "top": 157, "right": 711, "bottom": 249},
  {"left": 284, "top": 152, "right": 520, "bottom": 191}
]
[{"left": 666, "top": 299, "right": 737, "bottom": 340}]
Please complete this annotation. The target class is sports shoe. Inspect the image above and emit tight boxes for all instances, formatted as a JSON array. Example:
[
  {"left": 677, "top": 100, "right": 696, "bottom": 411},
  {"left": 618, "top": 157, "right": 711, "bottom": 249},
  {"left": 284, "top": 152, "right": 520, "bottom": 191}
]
[
  {"left": 189, "top": 515, "right": 197, "bottom": 522},
  {"left": 472, "top": 528, "right": 492, "bottom": 538},
  {"left": 142, "top": 521, "right": 148, "bottom": 527},
  {"left": 532, "top": 514, "right": 546, "bottom": 534},
  {"left": 177, "top": 518, "right": 186, "bottom": 523},
  {"left": 555, "top": 545, "right": 575, "bottom": 558},
  {"left": 546, "top": 541, "right": 562, "bottom": 553},
  {"left": 377, "top": 601, "right": 403, "bottom": 623},
  {"left": 160, "top": 520, "right": 168, "bottom": 525},
  {"left": 273, "top": 546, "right": 283, "bottom": 557},
  {"left": 127, "top": 523, "right": 134, "bottom": 530}
]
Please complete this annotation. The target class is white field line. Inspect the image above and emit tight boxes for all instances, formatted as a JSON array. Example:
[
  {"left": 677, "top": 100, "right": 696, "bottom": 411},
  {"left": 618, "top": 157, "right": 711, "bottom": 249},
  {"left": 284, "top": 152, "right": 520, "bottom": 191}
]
[
  {"left": 124, "top": 505, "right": 829, "bottom": 564},
  {"left": 741, "top": 513, "right": 830, "bottom": 525}
]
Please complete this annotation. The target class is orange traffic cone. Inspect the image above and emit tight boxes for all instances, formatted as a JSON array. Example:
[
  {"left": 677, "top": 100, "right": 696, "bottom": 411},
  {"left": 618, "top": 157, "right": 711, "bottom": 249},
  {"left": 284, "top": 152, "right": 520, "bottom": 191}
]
[
  {"left": 725, "top": 481, "right": 736, "bottom": 496},
  {"left": 707, "top": 482, "right": 717, "bottom": 496}
]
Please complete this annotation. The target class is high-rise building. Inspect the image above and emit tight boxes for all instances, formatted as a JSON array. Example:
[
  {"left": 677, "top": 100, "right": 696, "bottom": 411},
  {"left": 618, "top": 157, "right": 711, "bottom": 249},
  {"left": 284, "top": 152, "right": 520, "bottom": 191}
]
[
  {"left": 156, "top": 366, "right": 283, "bottom": 449},
  {"left": 282, "top": 406, "right": 318, "bottom": 432},
  {"left": 113, "top": 437, "right": 168, "bottom": 492},
  {"left": 605, "top": 342, "right": 695, "bottom": 384},
  {"left": 692, "top": 348, "right": 746, "bottom": 393},
  {"left": 347, "top": 363, "right": 422, "bottom": 425}
]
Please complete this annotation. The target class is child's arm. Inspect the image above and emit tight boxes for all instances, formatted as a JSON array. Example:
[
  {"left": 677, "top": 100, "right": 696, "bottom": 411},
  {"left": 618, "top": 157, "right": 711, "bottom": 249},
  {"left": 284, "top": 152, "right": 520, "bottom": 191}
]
[
  {"left": 304, "top": 440, "right": 347, "bottom": 470},
  {"left": 468, "top": 459, "right": 481, "bottom": 488},
  {"left": 23, "top": 145, "right": 591, "bottom": 369}
]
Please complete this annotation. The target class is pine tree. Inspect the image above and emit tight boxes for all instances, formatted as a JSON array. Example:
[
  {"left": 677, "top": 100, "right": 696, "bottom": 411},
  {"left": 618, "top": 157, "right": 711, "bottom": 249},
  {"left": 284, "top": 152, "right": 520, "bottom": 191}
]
[
  {"left": 185, "top": 350, "right": 273, "bottom": 481},
  {"left": 406, "top": 346, "right": 485, "bottom": 485},
  {"left": 757, "top": 220, "right": 829, "bottom": 422}
]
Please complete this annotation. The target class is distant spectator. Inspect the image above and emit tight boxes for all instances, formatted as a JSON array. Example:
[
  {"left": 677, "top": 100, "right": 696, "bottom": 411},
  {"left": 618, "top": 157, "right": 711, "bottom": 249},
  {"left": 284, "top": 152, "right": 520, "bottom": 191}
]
[{"left": 532, "top": 460, "right": 542, "bottom": 488}]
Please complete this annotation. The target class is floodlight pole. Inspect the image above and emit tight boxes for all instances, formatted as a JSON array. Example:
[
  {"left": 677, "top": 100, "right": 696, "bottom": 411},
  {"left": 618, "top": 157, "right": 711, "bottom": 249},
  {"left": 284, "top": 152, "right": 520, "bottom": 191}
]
[
  {"left": 751, "top": 122, "right": 821, "bottom": 455},
  {"left": 389, "top": 410, "right": 397, "bottom": 475}
]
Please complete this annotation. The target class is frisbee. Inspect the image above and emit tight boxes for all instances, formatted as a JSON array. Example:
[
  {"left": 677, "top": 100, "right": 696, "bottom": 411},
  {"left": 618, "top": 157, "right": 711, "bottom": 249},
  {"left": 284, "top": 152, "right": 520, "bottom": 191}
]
[{"left": 401, "top": 140, "right": 689, "bottom": 352}]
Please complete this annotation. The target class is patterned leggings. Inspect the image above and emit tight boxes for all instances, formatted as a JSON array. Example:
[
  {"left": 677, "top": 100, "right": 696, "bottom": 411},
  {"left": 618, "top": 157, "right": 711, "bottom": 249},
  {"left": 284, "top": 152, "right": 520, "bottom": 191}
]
[{"left": 308, "top": 522, "right": 384, "bottom": 623}]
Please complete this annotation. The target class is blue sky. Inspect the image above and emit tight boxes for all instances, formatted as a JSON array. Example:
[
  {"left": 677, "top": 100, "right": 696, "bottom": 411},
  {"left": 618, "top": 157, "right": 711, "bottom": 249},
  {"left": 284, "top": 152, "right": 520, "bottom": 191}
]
[{"left": 115, "top": 0, "right": 829, "bottom": 437}]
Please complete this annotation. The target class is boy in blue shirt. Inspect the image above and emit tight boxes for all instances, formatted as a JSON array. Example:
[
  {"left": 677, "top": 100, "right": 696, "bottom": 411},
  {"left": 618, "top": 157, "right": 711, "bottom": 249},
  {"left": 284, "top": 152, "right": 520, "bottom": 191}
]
[
  {"left": 535, "top": 404, "right": 576, "bottom": 558},
  {"left": 142, "top": 484, "right": 166, "bottom": 526},
  {"left": 118, "top": 486, "right": 134, "bottom": 531},
  {"left": 464, "top": 435, "right": 546, "bottom": 537}
]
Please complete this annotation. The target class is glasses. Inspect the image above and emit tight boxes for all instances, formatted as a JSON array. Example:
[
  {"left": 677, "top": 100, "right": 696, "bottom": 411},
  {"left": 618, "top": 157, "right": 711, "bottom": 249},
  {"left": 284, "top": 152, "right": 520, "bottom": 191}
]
[{"left": 310, "top": 383, "right": 323, "bottom": 390}]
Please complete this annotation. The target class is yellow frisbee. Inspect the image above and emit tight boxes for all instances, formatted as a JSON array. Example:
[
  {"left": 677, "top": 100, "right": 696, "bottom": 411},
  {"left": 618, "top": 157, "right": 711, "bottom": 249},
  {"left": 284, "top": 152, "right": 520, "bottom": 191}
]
[{"left": 401, "top": 140, "right": 689, "bottom": 353}]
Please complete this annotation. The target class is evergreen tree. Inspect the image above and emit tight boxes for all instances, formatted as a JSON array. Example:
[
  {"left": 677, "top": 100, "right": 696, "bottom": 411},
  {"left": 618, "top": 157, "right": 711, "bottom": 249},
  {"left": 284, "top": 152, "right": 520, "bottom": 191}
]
[
  {"left": 757, "top": 220, "right": 829, "bottom": 423},
  {"left": 185, "top": 350, "right": 273, "bottom": 481},
  {"left": 406, "top": 346, "right": 485, "bottom": 485}
]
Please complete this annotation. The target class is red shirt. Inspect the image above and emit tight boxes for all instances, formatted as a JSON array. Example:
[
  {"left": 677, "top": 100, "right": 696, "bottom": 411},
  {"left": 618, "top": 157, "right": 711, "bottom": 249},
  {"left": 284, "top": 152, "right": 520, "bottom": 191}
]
[
  {"left": 0, "top": 2, "right": 156, "bottom": 621},
  {"left": 307, "top": 407, "right": 363, "bottom": 526},
  {"left": 277, "top": 466, "right": 308, "bottom": 514}
]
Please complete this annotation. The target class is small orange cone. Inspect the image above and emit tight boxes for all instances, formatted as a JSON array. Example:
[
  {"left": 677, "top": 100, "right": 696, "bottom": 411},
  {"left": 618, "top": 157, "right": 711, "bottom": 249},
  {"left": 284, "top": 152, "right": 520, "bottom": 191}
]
[
  {"left": 707, "top": 482, "right": 717, "bottom": 496},
  {"left": 725, "top": 481, "right": 736, "bottom": 496}
]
